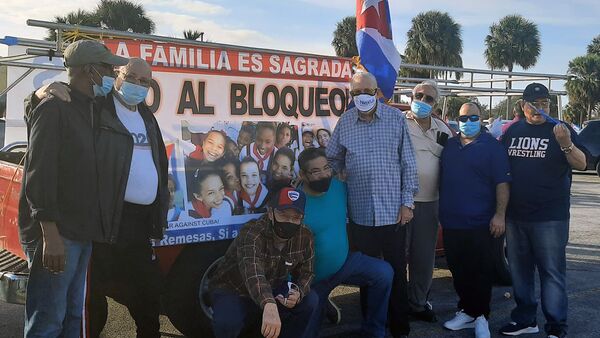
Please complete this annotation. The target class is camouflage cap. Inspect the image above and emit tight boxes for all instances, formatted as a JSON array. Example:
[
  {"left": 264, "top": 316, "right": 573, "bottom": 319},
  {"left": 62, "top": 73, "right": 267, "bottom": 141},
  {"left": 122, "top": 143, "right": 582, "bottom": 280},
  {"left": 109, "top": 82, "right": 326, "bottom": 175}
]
[{"left": 63, "top": 40, "right": 128, "bottom": 67}]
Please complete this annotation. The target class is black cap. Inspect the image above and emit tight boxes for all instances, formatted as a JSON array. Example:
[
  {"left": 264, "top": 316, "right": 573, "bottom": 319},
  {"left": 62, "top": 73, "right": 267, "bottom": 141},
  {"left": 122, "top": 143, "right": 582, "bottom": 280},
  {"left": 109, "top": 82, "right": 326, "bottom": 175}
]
[
  {"left": 523, "top": 83, "right": 550, "bottom": 102},
  {"left": 63, "top": 40, "right": 128, "bottom": 67}
]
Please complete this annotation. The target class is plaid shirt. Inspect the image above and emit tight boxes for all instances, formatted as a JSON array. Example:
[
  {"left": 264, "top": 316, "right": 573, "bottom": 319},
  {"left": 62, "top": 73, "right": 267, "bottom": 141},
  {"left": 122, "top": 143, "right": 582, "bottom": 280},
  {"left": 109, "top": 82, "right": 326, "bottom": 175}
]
[
  {"left": 209, "top": 215, "right": 315, "bottom": 308},
  {"left": 326, "top": 104, "right": 419, "bottom": 226}
]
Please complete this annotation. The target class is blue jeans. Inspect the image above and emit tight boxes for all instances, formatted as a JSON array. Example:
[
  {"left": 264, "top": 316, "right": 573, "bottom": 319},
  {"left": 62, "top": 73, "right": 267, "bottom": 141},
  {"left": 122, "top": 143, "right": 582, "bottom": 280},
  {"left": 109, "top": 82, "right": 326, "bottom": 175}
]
[
  {"left": 506, "top": 219, "right": 569, "bottom": 334},
  {"left": 23, "top": 236, "right": 92, "bottom": 338},
  {"left": 211, "top": 288, "right": 319, "bottom": 338},
  {"left": 309, "top": 251, "right": 393, "bottom": 338}
]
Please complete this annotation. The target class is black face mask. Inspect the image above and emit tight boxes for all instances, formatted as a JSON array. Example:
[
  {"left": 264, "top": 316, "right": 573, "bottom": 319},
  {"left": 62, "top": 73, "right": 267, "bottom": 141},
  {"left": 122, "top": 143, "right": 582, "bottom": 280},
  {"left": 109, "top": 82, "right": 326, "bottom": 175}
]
[
  {"left": 307, "top": 176, "right": 333, "bottom": 193},
  {"left": 272, "top": 214, "right": 300, "bottom": 239}
]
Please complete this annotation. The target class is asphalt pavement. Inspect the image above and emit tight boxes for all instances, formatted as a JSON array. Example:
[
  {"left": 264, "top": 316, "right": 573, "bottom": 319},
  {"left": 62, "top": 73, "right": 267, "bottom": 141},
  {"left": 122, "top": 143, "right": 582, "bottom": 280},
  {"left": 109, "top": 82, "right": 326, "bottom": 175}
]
[{"left": 1, "top": 173, "right": 599, "bottom": 338}]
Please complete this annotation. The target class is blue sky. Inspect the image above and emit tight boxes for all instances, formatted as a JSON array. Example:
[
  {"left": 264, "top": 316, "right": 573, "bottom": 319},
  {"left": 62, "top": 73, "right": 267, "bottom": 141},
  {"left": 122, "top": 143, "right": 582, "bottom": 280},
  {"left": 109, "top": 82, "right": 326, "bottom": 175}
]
[{"left": 1, "top": 0, "right": 598, "bottom": 81}]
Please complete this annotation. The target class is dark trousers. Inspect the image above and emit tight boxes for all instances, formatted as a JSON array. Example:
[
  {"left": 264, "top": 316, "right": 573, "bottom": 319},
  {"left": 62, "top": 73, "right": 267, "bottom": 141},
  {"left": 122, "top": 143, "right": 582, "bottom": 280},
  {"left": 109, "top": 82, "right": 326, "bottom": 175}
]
[
  {"left": 348, "top": 221, "right": 410, "bottom": 337},
  {"left": 87, "top": 203, "right": 162, "bottom": 338},
  {"left": 443, "top": 227, "right": 494, "bottom": 319},
  {"left": 210, "top": 288, "right": 320, "bottom": 338}
]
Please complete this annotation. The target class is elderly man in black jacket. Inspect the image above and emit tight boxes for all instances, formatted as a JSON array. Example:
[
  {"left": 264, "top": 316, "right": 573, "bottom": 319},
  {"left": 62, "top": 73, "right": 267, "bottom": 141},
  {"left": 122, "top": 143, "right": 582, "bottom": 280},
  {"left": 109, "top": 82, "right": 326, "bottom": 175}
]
[{"left": 23, "top": 51, "right": 169, "bottom": 338}]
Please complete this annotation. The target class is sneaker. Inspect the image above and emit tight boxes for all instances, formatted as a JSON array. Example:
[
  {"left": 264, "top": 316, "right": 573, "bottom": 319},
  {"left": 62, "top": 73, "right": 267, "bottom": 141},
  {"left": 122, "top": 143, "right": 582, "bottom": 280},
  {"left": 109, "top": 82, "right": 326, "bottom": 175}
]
[
  {"left": 409, "top": 302, "right": 438, "bottom": 323},
  {"left": 443, "top": 310, "right": 476, "bottom": 331},
  {"left": 500, "top": 321, "right": 540, "bottom": 336},
  {"left": 325, "top": 295, "right": 341, "bottom": 324},
  {"left": 475, "top": 316, "right": 491, "bottom": 338}
]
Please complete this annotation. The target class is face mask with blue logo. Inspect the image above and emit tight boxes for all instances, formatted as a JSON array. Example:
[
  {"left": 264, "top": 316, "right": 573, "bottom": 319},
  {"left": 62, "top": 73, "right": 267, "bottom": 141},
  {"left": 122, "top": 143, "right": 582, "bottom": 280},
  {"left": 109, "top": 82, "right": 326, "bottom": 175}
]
[
  {"left": 459, "top": 120, "right": 481, "bottom": 138},
  {"left": 411, "top": 100, "right": 432, "bottom": 118},
  {"left": 117, "top": 81, "right": 149, "bottom": 105},
  {"left": 91, "top": 66, "right": 115, "bottom": 97}
]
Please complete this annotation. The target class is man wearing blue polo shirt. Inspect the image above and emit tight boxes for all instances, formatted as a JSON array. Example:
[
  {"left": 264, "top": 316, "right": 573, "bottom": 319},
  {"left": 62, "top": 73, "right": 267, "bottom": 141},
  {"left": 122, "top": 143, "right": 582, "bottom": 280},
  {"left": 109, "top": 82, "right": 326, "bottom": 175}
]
[
  {"left": 499, "top": 83, "right": 587, "bottom": 338},
  {"left": 299, "top": 148, "right": 393, "bottom": 338},
  {"left": 440, "top": 102, "right": 511, "bottom": 338}
]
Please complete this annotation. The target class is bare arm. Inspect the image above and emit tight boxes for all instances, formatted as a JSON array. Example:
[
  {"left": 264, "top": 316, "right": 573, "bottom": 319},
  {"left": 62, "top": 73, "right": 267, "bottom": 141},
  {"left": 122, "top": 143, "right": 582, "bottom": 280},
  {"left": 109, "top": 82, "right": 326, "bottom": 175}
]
[{"left": 490, "top": 182, "right": 509, "bottom": 238}]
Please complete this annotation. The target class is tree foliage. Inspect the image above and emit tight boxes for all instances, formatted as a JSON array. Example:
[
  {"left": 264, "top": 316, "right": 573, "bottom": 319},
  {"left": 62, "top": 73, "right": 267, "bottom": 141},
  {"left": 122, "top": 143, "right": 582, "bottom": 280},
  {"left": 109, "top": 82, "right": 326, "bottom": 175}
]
[
  {"left": 46, "top": 9, "right": 98, "bottom": 41},
  {"left": 183, "top": 30, "right": 204, "bottom": 41},
  {"left": 332, "top": 16, "right": 358, "bottom": 57},
  {"left": 565, "top": 53, "right": 600, "bottom": 124},
  {"left": 587, "top": 35, "right": 600, "bottom": 56},
  {"left": 46, "top": 0, "right": 155, "bottom": 41},
  {"left": 403, "top": 11, "right": 463, "bottom": 79},
  {"left": 484, "top": 15, "right": 540, "bottom": 73},
  {"left": 95, "top": 0, "right": 155, "bottom": 33}
]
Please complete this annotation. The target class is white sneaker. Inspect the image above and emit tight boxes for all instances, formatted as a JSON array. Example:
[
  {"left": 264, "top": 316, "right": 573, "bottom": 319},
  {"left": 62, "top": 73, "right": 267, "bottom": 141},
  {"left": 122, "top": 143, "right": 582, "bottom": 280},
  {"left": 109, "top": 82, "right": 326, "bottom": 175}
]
[
  {"left": 443, "top": 310, "right": 476, "bottom": 331},
  {"left": 474, "top": 315, "right": 491, "bottom": 338}
]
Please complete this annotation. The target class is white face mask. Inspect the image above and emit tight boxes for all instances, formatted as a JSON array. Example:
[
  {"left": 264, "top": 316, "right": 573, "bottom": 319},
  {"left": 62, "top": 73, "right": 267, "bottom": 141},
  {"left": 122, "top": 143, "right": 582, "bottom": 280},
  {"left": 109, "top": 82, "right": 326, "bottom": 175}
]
[{"left": 354, "top": 94, "right": 377, "bottom": 112}]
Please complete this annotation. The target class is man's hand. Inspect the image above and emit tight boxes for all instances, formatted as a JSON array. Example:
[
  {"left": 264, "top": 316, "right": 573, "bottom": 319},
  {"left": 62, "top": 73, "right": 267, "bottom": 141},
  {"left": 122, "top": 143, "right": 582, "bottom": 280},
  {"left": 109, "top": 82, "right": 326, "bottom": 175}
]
[
  {"left": 489, "top": 213, "right": 506, "bottom": 238},
  {"left": 261, "top": 303, "right": 281, "bottom": 338},
  {"left": 35, "top": 82, "right": 71, "bottom": 102},
  {"left": 553, "top": 123, "right": 572, "bottom": 148},
  {"left": 275, "top": 289, "right": 300, "bottom": 309},
  {"left": 397, "top": 205, "right": 414, "bottom": 225},
  {"left": 40, "top": 222, "right": 66, "bottom": 273}
]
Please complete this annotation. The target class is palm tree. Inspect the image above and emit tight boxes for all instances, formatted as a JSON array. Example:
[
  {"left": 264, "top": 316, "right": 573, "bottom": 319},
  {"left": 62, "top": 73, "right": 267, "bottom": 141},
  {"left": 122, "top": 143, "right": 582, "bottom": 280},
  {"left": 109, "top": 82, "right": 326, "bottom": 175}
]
[
  {"left": 403, "top": 11, "right": 463, "bottom": 79},
  {"left": 566, "top": 53, "right": 600, "bottom": 124},
  {"left": 183, "top": 30, "right": 204, "bottom": 41},
  {"left": 331, "top": 16, "right": 358, "bottom": 57},
  {"left": 588, "top": 35, "right": 600, "bottom": 56},
  {"left": 46, "top": 9, "right": 99, "bottom": 41},
  {"left": 94, "top": 0, "right": 155, "bottom": 34},
  {"left": 484, "top": 15, "right": 540, "bottom": 75}
]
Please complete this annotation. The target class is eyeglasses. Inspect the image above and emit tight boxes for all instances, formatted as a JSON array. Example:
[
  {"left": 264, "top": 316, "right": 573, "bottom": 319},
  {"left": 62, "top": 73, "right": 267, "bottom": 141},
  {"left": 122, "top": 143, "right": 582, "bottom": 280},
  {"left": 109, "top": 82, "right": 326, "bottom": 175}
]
[
  {"left": 458, "top": 114, "right": 480, "bottom": 123},
  {"left": 527, "top": 100, "right": 550, "bottom": 109},
  {"left": 306, "top": 166, "right": 332, "bottom": 177},
  {"left": 122, "top": 73, "right": 152, "bottom": 88},
  {"left": 414, "top": 92, "right": 436, "bottom": 104},
  {"left": 350, "top": 88, "right": 378, "bottom": 96}
]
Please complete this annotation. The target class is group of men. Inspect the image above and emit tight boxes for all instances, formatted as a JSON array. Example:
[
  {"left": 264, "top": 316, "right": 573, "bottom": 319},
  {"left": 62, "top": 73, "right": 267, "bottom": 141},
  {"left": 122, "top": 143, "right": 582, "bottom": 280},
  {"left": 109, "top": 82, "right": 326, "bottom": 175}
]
[
  {"left": 19, "top": 38, "right": 586, "bottom": 338},
  {"left": 206, "top": 74, "right": 585, "bottom": 338}
]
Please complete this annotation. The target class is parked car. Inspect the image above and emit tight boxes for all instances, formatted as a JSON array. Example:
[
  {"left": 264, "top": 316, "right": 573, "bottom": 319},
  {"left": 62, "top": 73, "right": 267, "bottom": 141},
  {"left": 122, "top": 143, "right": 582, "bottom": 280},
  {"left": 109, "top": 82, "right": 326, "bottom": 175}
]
[{"left": 578, "top": 120, "right": 600, "bottom": 176}]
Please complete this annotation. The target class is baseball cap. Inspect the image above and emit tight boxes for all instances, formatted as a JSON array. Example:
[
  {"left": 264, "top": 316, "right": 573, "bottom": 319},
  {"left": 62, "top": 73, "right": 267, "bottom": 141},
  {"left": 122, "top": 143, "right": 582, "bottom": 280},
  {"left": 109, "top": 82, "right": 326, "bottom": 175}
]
[
  {"left": 523, "top": 83, "right": 550, "bottom": 102},
  {"left": 271, "top": 187, "right": 306, "bottom": 214},
  {"left": 63, "top": 40, "right": 128, "bottom": 67}
]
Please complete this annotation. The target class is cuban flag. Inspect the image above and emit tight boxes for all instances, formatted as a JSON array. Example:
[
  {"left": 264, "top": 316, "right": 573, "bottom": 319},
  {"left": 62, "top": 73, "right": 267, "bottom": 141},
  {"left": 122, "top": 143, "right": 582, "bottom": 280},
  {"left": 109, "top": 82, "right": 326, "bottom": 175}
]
[{"left": 356, "top": 0, "right": 402, "bottom": 99}]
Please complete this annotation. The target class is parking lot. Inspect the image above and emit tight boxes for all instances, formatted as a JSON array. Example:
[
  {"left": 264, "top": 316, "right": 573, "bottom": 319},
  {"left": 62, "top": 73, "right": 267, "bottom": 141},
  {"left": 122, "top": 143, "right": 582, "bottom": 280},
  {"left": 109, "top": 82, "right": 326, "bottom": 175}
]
[{"left": 1, "top": 173, "right": 598, "bottom": 337}]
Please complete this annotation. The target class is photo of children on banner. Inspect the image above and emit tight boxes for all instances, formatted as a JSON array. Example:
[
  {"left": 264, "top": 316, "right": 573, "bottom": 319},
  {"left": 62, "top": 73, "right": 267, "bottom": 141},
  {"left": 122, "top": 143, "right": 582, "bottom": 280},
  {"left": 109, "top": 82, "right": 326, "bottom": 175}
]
[
  {"left": 300, "top": 123, "right": 332, "bottom": 150},
  {"left": 181, "top": 121, "right": 302, "bottom": 218},
  {"left": 187, "top": 167, "right": 234, "bottom": 218}
]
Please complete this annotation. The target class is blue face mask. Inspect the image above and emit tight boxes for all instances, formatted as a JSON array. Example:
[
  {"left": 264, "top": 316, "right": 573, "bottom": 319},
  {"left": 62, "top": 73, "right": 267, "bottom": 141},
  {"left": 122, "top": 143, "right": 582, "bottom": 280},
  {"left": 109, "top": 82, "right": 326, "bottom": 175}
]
[
  {"left": 459, "top": 120, "right": 481, "bottom": 138},
  {"left": 117, "top": 81, "right": 149, "bottom": 105},
  {"left": 92, "top": 75, "right": 115, "bottom": 97},
  {"left": 411, "top": 100, "right": 432, "bottom": 118},
  {"left": 90, "top": 66, "right": 115, "bottom": 97}
]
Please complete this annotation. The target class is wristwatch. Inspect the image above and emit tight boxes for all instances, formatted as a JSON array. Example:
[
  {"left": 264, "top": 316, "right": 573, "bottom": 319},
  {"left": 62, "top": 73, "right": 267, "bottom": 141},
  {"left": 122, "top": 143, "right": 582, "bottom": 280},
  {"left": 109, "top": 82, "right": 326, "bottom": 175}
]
[
  {"left": 404, "top": 204, "right": 415, "bottom": 210},
  {"left": 561, "top": 143, "right": 573, "bottom": 154}
]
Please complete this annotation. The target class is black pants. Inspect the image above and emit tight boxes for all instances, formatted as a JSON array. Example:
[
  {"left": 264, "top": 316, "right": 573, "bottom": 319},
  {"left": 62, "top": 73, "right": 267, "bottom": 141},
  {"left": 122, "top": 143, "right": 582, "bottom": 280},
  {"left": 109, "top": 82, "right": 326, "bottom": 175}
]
[
  {"left": 88, "top": 203, "right": 162, "bottom": 338},
  {"left": 443, "top": 228, "right": 494, "bottom": 319},
  {"left": 348, "top": 221, "right": 410, "bottom": 337}
]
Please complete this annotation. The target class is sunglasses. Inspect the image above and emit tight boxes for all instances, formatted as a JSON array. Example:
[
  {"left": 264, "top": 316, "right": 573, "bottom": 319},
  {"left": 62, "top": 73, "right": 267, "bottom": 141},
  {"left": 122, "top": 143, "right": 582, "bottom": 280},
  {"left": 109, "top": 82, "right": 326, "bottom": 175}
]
[
  {"left": 414, "top": 92, "right": 436, "bottom": 103},
  {"left": 458, "top": 114, "right": 480, "bottom": 123},
  {"left": 350, "top": 88, "right": 378, "bottom": 96},
  {"left": 526, "top": 100, "right": 551, "bottom": 109}
]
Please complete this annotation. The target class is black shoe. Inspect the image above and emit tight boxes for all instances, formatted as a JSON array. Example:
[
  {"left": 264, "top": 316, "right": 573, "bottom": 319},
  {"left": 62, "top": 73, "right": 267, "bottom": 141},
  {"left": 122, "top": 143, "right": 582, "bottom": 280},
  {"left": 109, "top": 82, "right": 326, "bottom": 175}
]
[
  {"left": 326, "top": 295, "right": 341, "bottom": 324},
  {"left": 547, "top": 328, "right": 567, "bottom": 338},
  {"left": 499, "top": 321, "right": 540, "bottom": 336},
  {"left": 409, "top": 302, "right": 437, "bottom": 323}
]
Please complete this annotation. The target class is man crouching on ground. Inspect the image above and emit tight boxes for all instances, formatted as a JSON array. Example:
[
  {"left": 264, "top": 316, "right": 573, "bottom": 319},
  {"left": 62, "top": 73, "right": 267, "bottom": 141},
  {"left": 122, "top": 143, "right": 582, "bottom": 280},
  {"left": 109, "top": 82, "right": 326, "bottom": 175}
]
[{"left": 209, "top": 187, "right": 319, "bottom": 338}]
